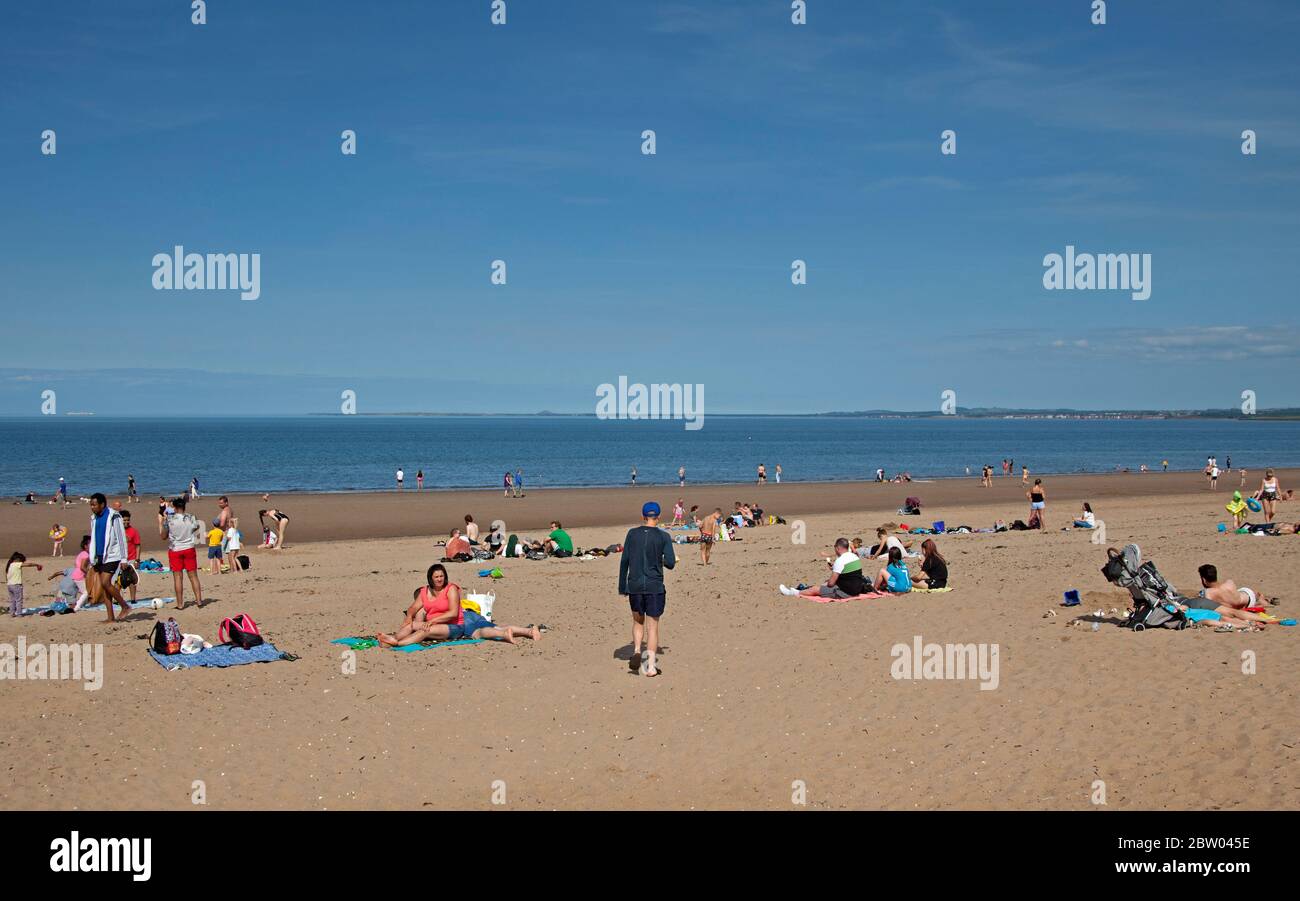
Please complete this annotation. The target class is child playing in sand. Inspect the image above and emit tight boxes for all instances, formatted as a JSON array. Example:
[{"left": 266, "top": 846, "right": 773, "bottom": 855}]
[
  {"left": 46, "top": 565, "right": 79, "bottom": 606},
  {"left": 50, "top": 523, "right": 66, "bottom": 556},
  {"left": 672, "top": 499, "right": 685, "bottom": 526},
  {"left": 377, "top": 564, "right": 541, "bottom": 647},
  {"left": 6, "top": 552, "right": 44, "bottom": 616}
]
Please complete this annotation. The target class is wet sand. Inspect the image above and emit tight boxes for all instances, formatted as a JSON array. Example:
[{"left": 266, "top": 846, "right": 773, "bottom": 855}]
[{"left": 4, "top": 468, "right": 1290, "bottom": 555}]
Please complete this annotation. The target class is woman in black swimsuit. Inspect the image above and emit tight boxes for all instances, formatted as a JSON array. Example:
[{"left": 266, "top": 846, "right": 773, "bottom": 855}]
[{"left": 258, "top": 509, "right": 290, "bottom": 550}]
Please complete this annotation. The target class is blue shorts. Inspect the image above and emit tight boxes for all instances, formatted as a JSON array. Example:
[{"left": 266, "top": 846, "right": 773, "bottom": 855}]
[
  {"left": 1031, "top": 501, "right": 1045, "bottom": 511},
  {"left": 207, "top": 546, "right": 223, "bottom": 559},
  {"left": 447, "top": 609, "right": 493, "bottom": 639},
  {"left": 628, "top": 592, "right": 666, "bottom": 618}
]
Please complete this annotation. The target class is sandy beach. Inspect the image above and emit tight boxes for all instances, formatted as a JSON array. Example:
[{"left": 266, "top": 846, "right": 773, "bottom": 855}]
[{"left": 2, "top": 470, "right": 1297, "bottom": 811}]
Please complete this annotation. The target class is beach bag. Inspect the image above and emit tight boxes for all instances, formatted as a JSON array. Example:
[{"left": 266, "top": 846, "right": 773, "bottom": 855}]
[
  {"left": 237, "top": 554, "right": 251, "bottom": 570},
  {"left": 472, "top": 548, "right": 494, "bottom": 561},
  {"left": 462, "top": 590, "right": 495, "bottom": 620},
  {"left": 605, "top": 544, "right": 623, "bottom": 554},
  {"left": 218, "top": 613, "right": 264, "bottom": 649},
  {"left": 525, "top": 549, "right": 547, "bottom": 561},
  {"left": 115, "top": 564, "right": 138, "bottom": 589},
  {"left": 151, "top": 618, "right": 184, "bottom": 655}
]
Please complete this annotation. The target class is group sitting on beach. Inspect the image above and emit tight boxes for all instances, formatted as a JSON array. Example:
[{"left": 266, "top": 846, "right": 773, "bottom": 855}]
[{"left": 779, "top": 536, "right": 948, "bottom": 599}]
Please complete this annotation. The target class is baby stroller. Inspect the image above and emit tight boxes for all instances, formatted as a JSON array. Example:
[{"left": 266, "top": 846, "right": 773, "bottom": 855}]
[
  {"left": 898, "top": 496, "right": 922, "bottom": 516},
  {"left": 1101, "top": 544, "right": 1188, "bottom": 630}
]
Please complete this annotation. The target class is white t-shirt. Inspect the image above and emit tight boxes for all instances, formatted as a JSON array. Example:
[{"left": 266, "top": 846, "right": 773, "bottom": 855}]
[
  {"left": 165, "top": 513, "right": 201, "bottom": 551},
  {"left": 875, "top": 535, "right": 907, "bottom": 559},
  {"left": 397, "top": 470, "right": 404, "bottom": 481},
  {"left": 1081, "top": 510, "right": 1095, "bottom": 525},
  {"left": 225, "top": 527, "right": 241, "bottom": 551}
]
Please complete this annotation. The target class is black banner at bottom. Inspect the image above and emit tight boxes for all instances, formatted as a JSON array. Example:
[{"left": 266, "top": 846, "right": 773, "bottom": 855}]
[{"left": 8, "top": 809, "right": 1281, "bottom": 887}]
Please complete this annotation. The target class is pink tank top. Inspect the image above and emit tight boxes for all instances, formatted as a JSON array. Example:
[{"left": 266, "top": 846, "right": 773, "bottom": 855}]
[{"left": 420, "top": 584, "right": 464, "bottom": 626}]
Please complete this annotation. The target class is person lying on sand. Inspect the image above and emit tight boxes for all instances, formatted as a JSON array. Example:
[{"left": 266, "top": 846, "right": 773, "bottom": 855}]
[
  {"left": 1195, "top": 563, "right": 1276, "bottom": 609},
  {"left": 376, "top": 563, "right": 541, "bottom": 647},
  {"left": 781, "top": 538, "right": 868, "bottom": 599}
]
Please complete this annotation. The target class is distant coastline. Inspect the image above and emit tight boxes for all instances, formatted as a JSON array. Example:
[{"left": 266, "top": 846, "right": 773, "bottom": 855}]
[{"left": 310, "top": 408, "right": 1298, "bottom": 421}]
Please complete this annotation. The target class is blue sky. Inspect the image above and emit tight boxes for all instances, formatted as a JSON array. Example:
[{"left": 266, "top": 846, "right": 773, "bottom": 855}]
[{"left": 2, "top": 0, "right": 1298, "bottom": 415}]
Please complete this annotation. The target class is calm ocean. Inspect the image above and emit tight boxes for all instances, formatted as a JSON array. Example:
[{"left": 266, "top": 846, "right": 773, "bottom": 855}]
[{"left": 1, "top": 415, "right": 1296, "bottom": 497}]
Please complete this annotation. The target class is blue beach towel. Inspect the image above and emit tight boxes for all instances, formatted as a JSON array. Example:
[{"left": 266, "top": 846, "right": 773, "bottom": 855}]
[
  {"left": 331, "top": 637, "right": 485, "bottom": 653},
  {"left": 27, "top": 596, "right": 174, "bottom": 616},
  {"left": 148, "top": 642, "right": 286, "bottom": 669}
]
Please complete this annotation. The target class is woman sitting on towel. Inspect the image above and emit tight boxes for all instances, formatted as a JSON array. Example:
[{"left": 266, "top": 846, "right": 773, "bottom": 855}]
[
  {"left": 872, "top": 547, "right": 912, "bottom": 594},
  {"left": 913, "top": 539, "right": 948, "bottom": 589},
  {"left": 377, "top": 563, "right": 540, "bottom": 647}
]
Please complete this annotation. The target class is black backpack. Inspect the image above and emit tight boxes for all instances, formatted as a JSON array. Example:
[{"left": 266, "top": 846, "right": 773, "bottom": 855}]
[{"left": 150, "top": 618, "right": 183, "bottom": 655}]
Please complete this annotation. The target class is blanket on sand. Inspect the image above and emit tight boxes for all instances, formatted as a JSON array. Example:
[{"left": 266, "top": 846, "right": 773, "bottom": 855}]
[
  {"left": 148, "top": 642, "right": 286, "bottom": 669},
  {"left": 332, "top": 636, "right": 485, "bottom": 653}
]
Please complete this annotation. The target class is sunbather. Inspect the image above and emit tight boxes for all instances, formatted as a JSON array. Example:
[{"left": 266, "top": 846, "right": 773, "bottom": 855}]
[
  {"left": 1195, "top": 563, "right": 1275, "bottom": 610},
  {"left": 377, "top": 564, "right": 540, "bottom": 647}
]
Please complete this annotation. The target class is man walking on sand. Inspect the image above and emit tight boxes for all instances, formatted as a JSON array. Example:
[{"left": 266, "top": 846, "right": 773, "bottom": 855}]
[
  {"left": 87, "top": 493, "right": 131, "bottom": 623},
  {"left": 618, "top": 501, "right": 676, "bottom": 678}
]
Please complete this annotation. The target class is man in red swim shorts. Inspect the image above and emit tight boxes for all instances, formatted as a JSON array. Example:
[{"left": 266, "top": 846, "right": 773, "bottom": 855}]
[{"left": 158, "top": 496, "right": 204, "bottom": 611}]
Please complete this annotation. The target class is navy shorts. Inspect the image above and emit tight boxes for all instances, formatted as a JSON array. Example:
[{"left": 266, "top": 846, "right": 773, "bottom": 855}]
[{"left": 628, "top": 592, "right": 666, "bottom": 618}]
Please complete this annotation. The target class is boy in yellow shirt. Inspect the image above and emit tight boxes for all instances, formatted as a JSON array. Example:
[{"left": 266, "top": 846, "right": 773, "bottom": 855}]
[{"left": 207, "top": 524, "right": 225, "bottom": 574}]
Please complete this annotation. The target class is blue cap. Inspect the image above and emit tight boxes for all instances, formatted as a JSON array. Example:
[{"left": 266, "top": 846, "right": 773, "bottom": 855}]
[{"left": 642, "top": 501, "right": 661, "bottom": 518}]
